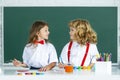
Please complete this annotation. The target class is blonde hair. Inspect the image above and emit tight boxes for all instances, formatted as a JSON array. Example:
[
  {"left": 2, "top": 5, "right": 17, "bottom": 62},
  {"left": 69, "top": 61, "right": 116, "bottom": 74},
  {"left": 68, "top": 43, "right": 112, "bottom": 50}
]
[{"left": 69, "top": 19, "right": 97, "bottom": 45}]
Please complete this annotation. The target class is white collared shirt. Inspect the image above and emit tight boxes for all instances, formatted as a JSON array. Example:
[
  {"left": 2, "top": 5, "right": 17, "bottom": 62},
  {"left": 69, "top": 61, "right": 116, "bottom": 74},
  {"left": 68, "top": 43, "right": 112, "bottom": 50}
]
[
  {"left": 60, "top": 41, "right": 99, "bottom": 67},
  {"left": 22, "top": 43, "right": 58, "bottom": 68}
]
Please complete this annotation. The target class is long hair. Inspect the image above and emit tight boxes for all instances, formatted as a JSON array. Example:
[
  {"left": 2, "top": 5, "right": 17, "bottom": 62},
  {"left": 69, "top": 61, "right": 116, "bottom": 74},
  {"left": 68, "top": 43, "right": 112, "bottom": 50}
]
[
  {"left": 28, "top": 20, "right": 48, "bottom": 44},
  {"left": 69, "top": 19, "right": 97, "bottom": 45}
]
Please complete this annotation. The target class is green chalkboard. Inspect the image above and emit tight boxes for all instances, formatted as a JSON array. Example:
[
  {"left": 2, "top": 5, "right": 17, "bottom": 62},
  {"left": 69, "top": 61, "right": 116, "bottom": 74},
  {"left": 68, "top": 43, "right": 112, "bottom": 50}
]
[{"left": 4, "top": 7, "right": 117, "bottom": 63}]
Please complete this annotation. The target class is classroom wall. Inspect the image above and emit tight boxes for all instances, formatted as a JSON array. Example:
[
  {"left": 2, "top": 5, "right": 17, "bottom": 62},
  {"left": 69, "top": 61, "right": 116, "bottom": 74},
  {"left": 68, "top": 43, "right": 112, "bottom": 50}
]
[
  {"left": 0, "top": 0, "right": 119, "bottom": 6},
  {"left": 0, "top": 7, "right": 2, "bottom": 65},
  {"left": 0, "top": 0, "right": 120, "bottom": 64}
]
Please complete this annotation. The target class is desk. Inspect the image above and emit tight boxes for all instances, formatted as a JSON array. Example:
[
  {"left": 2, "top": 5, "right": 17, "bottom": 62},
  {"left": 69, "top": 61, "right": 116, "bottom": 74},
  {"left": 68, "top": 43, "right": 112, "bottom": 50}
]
[{"left": 0, "top": 65, "right": 120, "bottom": 80}]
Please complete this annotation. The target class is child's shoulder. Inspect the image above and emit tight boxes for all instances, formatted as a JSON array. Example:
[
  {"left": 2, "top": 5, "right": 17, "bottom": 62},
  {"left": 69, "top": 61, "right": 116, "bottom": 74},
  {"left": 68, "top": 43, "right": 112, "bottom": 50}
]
[
  {"left": 25, "top": 43, "right": 31, "bottom": 46},
  {"left": 89, "top": 43, "right": 97, "bottom": 45},
  {"left": 46, "top": 42, "right": 55, "bottom": 47},
  {"left": 89, "top": 43, "right": 97, "bottom": 48},
  {"left": 46, "top": 42, "right": 52, "bottom": 45},
  {"left": 24, "top": 43, "right": 33, "bottom": 48},
  {"left": 63, "top": 41, "right": 77, "bottom": 48},
  {"left": 66, "top": 41, "right": 78, "bottom": 46},
  {"left": 25, "top": 43, "right": 33, "bottom": 46}
]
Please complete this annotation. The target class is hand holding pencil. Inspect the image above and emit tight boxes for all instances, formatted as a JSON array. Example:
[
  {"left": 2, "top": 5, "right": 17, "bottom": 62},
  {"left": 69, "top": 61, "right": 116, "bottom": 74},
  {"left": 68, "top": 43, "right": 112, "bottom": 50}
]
[{"left": 12, "top": 59, "right": 22, "bottom": 67}]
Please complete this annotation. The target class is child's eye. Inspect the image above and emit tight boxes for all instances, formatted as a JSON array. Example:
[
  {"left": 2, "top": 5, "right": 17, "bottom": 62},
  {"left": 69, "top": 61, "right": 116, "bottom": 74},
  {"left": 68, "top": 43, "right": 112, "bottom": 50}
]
[
  {"left": 70, "top": 29, "right": 73, "bottom": 32},
  {"left": 45, "top": 30, "right": 48, "bottom": 32}
]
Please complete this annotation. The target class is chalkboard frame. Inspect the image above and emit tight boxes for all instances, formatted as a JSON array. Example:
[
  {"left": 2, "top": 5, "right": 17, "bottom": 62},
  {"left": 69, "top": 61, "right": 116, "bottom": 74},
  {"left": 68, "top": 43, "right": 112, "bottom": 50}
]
[{"left": 3, "top": 7, "right": 118, "bottom": 63}]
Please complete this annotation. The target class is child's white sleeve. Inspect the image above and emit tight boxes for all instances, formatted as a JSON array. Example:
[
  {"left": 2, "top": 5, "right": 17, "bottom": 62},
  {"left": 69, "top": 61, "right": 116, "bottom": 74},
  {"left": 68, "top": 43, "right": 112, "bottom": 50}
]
[
  {"left": 49, "top": 44, "right": 58, "bottom": 64},
  {"left": 22, "top": 46, "right": 30, "bottom": 67},
  {"left": 60, "top": 43, "right": 69, "bottom": 64},
  {"left": 91, "top": 44, "right": 99, "bottom": 63}
]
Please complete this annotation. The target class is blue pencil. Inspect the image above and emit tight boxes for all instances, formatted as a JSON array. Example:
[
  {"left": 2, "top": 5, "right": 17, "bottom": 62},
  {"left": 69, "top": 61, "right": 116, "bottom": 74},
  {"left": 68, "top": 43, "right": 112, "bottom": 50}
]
[{"left": 59, "top": 56, "right": 64, "bottom": 64}]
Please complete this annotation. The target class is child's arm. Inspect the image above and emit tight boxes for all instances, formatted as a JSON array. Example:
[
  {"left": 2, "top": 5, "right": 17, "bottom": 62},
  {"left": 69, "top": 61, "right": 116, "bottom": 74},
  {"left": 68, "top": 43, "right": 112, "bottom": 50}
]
[
  {"left": 38, "top": 62, "right": 56, "bottom": 71},
  {"left": 13, "top": 59, "right": 27, "bottom": 67},
  {"left": 58, "top": 63, "right": 68, "bottom": 68}
]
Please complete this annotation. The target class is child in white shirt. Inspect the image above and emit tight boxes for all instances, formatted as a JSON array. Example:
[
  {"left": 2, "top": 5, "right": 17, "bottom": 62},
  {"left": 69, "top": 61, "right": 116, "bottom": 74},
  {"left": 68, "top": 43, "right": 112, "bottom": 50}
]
[
  {"left": 58, "top": 19, "right": 99, "bottom": 68},
  {"left": 13, "top": 21, "right": 58, "bottom": 71}
]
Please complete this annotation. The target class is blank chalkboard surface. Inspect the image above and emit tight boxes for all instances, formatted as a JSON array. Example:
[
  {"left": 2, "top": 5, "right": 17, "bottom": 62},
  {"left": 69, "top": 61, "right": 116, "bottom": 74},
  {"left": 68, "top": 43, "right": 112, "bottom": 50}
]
[{"left": 4, "top": 7, "right": 117, "bottom": 63}]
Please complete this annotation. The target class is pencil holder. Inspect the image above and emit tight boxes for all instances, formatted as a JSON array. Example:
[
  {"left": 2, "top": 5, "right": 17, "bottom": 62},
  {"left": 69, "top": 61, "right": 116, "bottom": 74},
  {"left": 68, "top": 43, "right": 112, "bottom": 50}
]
[
  {"left": 95, "top": 61, "right": 111, "bottom": 75},
  {"left": 64, "top": 65, "right": 73, "bottom": 73}
]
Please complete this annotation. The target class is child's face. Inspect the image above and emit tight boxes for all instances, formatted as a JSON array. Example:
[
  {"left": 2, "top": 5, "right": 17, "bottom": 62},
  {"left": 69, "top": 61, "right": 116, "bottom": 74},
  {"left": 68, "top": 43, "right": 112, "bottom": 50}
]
[
  {"left": 69, "top": 27, "right": 76, "bottom": 40},
  {"left": 37, "top": 26, "right": 50, "bottom": 40}
]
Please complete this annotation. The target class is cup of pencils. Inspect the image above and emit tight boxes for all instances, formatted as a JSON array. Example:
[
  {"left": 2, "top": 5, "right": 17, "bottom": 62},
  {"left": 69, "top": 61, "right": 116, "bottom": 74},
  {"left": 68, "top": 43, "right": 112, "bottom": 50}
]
[
  {"left": 95, "top": 53, "right": 112, "bottom": 75},
  {"left": 97, "top": 53, "right": 112, "bottom": 61}
]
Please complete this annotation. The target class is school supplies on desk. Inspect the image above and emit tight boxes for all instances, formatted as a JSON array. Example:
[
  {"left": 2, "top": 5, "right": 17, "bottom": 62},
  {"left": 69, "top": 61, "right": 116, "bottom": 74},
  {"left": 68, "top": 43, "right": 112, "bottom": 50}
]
[
  {"left": 95, "top": 53, "right": 112, "bottom": 74},
  {"left": 17, "top": 72, "right": 44, "bottom": 76},
  {"left": 17, "top": 70, "right": 29, "bottom": 72},
  {"left": 95, "top": 61, "right": 111, "bottom": 75},
  {"left": 82, "top": 66, "right": 91, "bottom": 70},
  {"left": 64, "top": 65, "right": 73, "bottom": 73},
  {"left": 16, "top": 70, "right": 44, "bottom": 76},
  {"left": 73, "top": 66, "right": 91, "bottom": 71},
  {"left": 97, "top": 53, "right": 112, "bottom": 61}
]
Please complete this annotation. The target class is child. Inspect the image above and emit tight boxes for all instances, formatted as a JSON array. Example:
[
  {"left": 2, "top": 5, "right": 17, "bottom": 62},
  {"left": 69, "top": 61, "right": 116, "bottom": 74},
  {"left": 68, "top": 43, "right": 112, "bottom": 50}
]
[
  {"left": 58, "top": 19, "right": 99, "bottom": 69},
  {"left": 13, "top": 20, "right": 58, "bottom": 71}
]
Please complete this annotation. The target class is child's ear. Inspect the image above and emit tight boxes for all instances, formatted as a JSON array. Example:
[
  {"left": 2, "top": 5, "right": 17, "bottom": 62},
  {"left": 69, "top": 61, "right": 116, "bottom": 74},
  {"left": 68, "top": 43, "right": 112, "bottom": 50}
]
[{"left": 36, "top": 32, "right": 39, "bottom": 36}]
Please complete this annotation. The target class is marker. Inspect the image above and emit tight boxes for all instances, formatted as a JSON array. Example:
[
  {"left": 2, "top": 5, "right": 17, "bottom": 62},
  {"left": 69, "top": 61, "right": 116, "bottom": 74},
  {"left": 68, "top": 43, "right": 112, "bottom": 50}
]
[
  {"left": 36, "top": 73, "right": 44, "bottom": 75},
  {"left": 98, "top": 53, "right": 102, "bottom": 61},
  {"left": 73, "top": 66, "right": 78, "bottom": 70},
  {"left": 106, "top": 53, "right": 109, "bottom": 61},
  {"left": 100, "top": 53, "right": 104, "bottom": 61},
  {"left": 25, "top": 72, "right": 32, "bottom": 75},
  {"left": 17, "top": 73, "right": 22, "bottom": 76},
  {"left": 77, "top": 66, "right": 82, "bottom": 71},
  {"left": 32, "top": 72, "right": 36, "bottom": 75},
  {"left": 96, "top": 54, "right": 100, "bottom": 59},
  {"left": 86, "top": 66, "right": 91, "bottom": 70},
  {"left": 109, "top": 53, "right": 112, "bottom": 61},
  {"left": 82, "top": 66, "right": 86, "bottom": 70},
  {"left": 103, "top": 53, "right": 107, "bottom": 61},
  {"left": 108, "top": 53, "right": 112, "bottom": 61},
  {"left": 24, "top": 72, "right": 44, "bottom": 75}
]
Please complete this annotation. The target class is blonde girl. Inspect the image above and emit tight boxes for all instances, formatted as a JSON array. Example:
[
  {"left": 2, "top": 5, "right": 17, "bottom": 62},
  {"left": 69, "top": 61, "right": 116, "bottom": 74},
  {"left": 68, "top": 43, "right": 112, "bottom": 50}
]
[{"left": 59, "top": 19, "right": 99, "bottom": 68}]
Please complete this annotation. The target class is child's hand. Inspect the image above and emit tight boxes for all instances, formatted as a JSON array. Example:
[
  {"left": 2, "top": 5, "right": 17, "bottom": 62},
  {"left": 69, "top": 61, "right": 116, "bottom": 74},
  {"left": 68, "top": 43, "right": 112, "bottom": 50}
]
[
  {"left": 38, "top": 66, "right": 50, "bottom": 72},
  {"left": 58, "top": 63, "right": 66, "bottom": 68},
  {"left": 12, "top": 59, "right": 22, "bottom": 67},
  {"left": 38, "top": 62, "right": 56, "bottom": 72}
]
